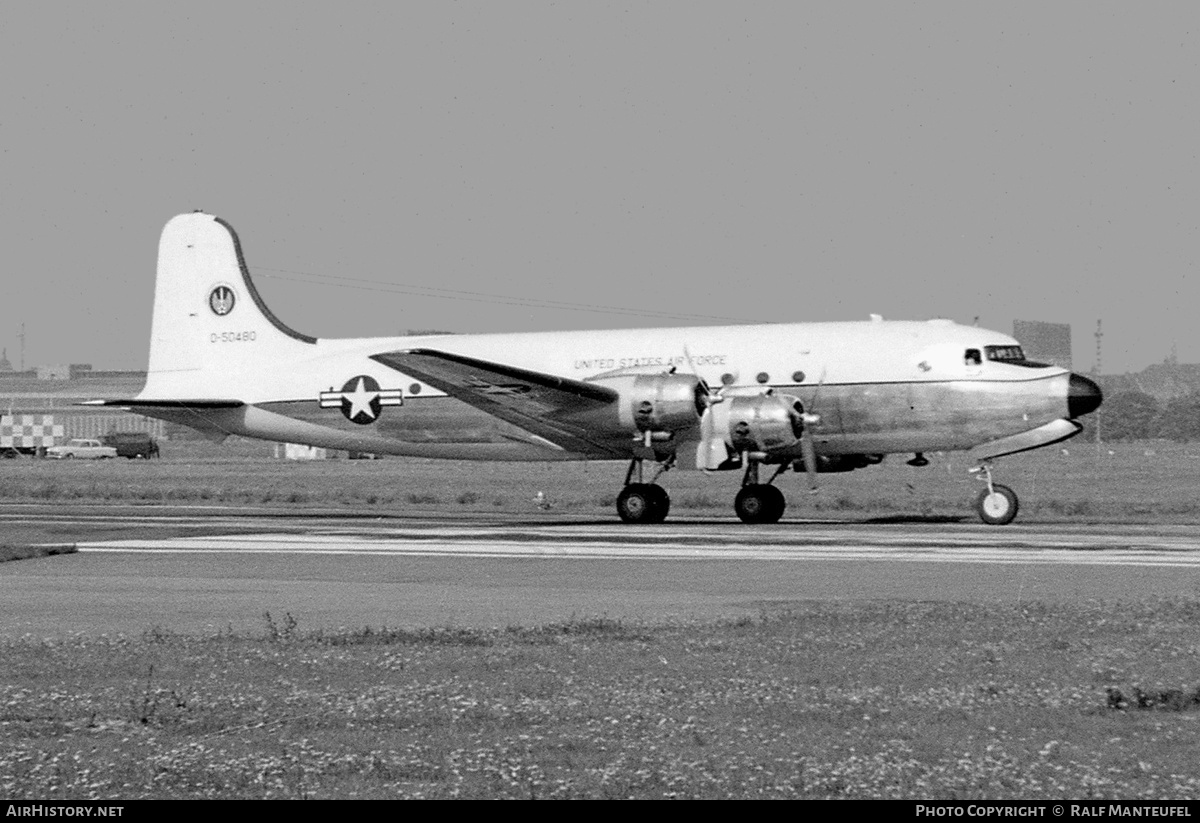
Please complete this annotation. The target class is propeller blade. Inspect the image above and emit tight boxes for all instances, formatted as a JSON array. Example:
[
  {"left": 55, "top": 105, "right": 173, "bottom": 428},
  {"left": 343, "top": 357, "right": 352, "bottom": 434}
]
[
  {"left": 683, "top": 344, "right": 725, "bottom": 406},
  {"left": 800, "top": 368, "right": 826, "bottom": 492},
  {"left": 682, "top": 344, "right": 699, "bottom": 375},
  {"left": 800, "top": 430, "right": 819, "bottom": 492},
  {"left": 696, "top": 405, "right": 727, "bottom": 470}
]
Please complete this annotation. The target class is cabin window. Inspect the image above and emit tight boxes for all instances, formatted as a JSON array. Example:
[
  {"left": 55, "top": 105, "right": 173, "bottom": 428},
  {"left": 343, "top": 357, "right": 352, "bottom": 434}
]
[
  {"left": 756, "top": 372, "right": 770, "bottom": 384},
  {"left": 720, "top": 372, "right": 736, "bottom": 386},
  {"left": 792, "top": 370, "right": 805, "bottom": 383},
  {"left": 964, "top": 349, "right": 982, "bottom": 366}
]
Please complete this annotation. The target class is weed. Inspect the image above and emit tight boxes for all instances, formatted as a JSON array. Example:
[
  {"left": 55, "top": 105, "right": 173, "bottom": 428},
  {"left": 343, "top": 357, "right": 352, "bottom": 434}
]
[
  {"left": 263, "top": 611, "right": 299, "bottom": 643},
  {"left": 1105, "top": 685, "right": 1200, "bottom": 712},
  {"left": 143, "top": 625, "right": 175, "bottom": 643},
  {"left": 133, "top": 664, "right": 157, "bottom": 725}
]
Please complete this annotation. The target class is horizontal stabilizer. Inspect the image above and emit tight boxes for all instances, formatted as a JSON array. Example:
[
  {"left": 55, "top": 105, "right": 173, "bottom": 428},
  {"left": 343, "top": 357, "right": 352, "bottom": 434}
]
[
  {"left": 81, "top": 399, "right": 245, "bottom": 409},
  {"left": 372, "top": 349, "right": 624, "bottom": 457}
]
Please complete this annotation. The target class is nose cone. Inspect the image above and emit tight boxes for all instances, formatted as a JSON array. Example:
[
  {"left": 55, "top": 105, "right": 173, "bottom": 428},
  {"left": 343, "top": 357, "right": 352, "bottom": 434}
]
[{"left": 1068, "top": 373, "right": 1103, "bottom": 418}]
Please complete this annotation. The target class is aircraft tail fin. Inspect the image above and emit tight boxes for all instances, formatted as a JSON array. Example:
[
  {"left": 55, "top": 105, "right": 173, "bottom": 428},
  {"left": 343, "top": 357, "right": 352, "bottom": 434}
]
[{"left": 140, "top": 212, "right": 317, "bottom": 399}]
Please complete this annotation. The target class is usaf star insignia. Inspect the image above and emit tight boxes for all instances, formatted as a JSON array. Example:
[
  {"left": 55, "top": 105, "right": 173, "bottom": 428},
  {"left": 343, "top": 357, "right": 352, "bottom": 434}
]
[{"left": 319, "top": 375, "right": 403, "bottom": 424}]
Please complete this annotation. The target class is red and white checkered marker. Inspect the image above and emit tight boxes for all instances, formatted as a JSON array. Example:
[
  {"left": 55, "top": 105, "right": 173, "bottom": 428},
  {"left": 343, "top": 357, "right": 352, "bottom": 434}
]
[{"left": 0, "top": 414, "right": 64, "bottom": 448}]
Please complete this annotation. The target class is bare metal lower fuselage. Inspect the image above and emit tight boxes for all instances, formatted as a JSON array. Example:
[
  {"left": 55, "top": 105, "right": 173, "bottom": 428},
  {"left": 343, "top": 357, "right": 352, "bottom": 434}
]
[{"left": 139, "top": 368, "right": 1078, "bottom": 464}]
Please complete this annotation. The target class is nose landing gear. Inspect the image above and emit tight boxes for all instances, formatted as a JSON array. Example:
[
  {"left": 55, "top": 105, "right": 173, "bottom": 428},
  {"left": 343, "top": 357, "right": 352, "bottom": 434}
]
[{"left": 970, "top": 461, "right": 1019, "bottom": 526}]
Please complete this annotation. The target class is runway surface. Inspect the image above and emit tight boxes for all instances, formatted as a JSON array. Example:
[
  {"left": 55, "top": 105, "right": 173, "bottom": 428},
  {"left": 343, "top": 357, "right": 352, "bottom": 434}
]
[
  {"left": 3, "top": 504, "right": 1200, "bottom": 638},
  {"left": 74, "top": 521, "right": 1200, "bottom": 565}
]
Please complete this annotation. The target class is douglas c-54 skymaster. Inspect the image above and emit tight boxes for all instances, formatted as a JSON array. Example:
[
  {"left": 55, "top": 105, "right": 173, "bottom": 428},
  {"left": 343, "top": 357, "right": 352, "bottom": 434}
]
[{"left": 89, "top": 212, "right": 1102, "bottom": 525}]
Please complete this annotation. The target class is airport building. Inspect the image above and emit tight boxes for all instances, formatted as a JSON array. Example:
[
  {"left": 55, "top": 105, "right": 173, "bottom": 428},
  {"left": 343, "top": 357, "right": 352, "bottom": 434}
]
[{"left": 0, "top": 366, "right": 166, "bottom": 441}]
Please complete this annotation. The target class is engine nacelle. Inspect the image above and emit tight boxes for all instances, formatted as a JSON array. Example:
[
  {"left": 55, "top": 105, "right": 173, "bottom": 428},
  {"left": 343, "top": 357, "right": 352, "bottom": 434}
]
[
  {"left": 589, "top": 372, "right": 708, "bottom": 434},
  {"left": 711, "top": 392, "right": 805, "bottom": 453}
]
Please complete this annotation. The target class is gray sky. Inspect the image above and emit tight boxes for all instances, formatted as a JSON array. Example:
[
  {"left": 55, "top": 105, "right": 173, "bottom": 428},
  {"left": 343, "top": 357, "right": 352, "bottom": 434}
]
[{"left": 2, "top": 2, "right": 1197, "bottom": 374}]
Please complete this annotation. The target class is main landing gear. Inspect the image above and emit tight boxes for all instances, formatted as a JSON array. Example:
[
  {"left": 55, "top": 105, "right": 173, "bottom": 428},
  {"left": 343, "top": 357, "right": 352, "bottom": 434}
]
[
  {"left": 615, "top": 457, "right": 672, "bottom": 524},
  {"left": 734, "top": 457, "right": 788, "bottom": 524},
  {"left": 615, "top": 454, "right": 790, "bottom": 525},
  {"left": 970, "top": 461, "right": 1019, "bottom": 526}
]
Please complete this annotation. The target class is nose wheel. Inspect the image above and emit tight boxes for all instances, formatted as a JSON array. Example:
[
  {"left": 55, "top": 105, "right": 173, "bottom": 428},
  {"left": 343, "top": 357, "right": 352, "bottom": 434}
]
[
  {"left": 975, "top": 485, "right": 1018, "bottom": 525},
  {"left": 970, "top": 462, "right": 1019, "bottom": 525}
]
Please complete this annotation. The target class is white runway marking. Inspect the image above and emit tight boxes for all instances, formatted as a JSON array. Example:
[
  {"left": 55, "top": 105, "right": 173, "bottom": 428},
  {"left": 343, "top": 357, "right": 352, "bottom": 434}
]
[{"left": 77, "top": 522, "right": 1200, "bottom": 567}]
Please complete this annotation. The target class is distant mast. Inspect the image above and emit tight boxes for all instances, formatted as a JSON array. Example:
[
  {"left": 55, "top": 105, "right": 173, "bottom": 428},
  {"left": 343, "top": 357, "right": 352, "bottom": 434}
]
[{"left": 1094, "top": 320, "right": 1103, "bottom": 448}]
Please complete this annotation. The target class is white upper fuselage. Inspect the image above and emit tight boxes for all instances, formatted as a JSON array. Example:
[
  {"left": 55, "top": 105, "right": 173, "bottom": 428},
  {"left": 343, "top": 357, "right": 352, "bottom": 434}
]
[{"left": 145, "top": 319, "right": 1037, "bottom": 405}]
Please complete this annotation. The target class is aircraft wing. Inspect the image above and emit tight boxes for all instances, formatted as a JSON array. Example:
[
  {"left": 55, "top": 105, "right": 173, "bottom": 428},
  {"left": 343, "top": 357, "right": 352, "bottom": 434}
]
[{"left": 371, "top": 349, "right": 627, "bottom": 457}]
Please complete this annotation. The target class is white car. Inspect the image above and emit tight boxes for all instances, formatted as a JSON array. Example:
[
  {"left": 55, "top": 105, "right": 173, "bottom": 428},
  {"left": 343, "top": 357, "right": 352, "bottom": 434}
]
[{"left": 45, "top": 439, "right": 118, "bottom": 460}]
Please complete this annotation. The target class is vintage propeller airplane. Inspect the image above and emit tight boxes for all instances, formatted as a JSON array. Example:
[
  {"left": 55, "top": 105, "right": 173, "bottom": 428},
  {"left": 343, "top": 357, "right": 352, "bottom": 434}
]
[{"left": 90, "top": 212, "right": 1102, "bottom": 525}]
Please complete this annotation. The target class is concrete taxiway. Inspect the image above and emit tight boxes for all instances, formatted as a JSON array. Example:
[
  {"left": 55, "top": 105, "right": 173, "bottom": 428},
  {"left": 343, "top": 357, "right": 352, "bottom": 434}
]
[{"left": 2, "top": 504, "right": 1200, "bottom": 638}]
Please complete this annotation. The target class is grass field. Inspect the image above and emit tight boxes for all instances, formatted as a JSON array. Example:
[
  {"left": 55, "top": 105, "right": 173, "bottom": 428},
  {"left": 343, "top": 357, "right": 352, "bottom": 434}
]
[
  {"left": 2, "top": 437, "right": 1200, "bottom": 523},
  {"left": 3, "top": 439, "right": 1200, "bottom": 798},
  {"left": 3, "top": 605, "right": 1200, "bottom": 799}
]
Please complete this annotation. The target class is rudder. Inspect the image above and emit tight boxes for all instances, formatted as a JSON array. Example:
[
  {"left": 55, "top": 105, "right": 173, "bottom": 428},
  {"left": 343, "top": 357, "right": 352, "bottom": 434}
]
[{"left": 141, "top": 212, "right": 316, "bottom": 398}]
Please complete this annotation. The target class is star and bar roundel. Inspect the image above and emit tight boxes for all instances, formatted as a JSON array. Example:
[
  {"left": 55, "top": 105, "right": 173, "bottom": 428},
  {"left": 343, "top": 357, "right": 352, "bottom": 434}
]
[{"left": 319, "top": 375, "right": 403, "bottom": 425}]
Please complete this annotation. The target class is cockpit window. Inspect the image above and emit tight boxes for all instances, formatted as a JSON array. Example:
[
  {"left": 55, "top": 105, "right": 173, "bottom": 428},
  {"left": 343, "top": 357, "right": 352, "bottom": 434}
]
[
  {"left": 986, "top": 345, "right": 1026, "bottom": 362},
  {"left": 985, "top": 345, "right": 1053, "bottom": 368},
  {"left": 964, "top": 349, "right": 982, "bottom": 366}
]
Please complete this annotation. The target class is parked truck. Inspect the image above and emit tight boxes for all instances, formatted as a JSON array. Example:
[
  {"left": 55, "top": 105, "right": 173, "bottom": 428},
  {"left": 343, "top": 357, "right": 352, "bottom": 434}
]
[{"left": 99, "top": 431, "right": 160, "bottom": 459}]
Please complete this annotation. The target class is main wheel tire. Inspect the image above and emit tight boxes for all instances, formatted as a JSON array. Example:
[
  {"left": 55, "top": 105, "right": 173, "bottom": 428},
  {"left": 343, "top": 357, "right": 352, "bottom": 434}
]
[
  {"left": 617, "top": 483, "right": 658, "bottom": 524},
  {"left": 975, "top": 484, "right": 1019, "bottom": 526},
  {"left": 644, "top": 484, "right": 670, "bottom": 523},
  {"left": 735, "top": 484, "right": 786, "bottom": 524}
]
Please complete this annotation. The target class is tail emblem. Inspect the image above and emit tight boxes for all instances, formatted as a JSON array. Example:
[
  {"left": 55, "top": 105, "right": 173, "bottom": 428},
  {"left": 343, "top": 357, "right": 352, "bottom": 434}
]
[
  {"left": 319, "top": 375, "right": 403, "bottom": 424},
  {"left": 208, "top": 285, "right": 236, "bottom": 316}
]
